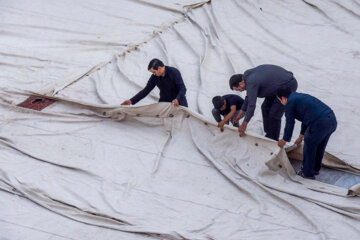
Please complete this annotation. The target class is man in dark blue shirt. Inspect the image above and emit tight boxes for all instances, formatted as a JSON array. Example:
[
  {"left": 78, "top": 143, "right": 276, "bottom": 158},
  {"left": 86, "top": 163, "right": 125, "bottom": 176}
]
[
  {"left": 229, "top": 64, "right": 298, "bottom": 140},
  {"left": 212, "top": 94, "right": 245, "bottom": 128},
  {"left": 121, "top": 59, "right": 188, "bottom": 107},
  {"left": 277, "top": 87, "right": 337, "bottom": 179}
]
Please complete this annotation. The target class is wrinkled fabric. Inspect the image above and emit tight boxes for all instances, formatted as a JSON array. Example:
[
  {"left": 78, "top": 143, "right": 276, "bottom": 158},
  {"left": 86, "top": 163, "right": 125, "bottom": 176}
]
[{"left": 1, "top": 0, "right": 360, "bottom": 239}]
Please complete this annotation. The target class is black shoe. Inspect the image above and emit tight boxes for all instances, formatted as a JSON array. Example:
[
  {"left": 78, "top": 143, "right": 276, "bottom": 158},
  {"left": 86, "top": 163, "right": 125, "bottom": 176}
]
[
  {"left": 314, "top": 171, "right": 319, "bottom": 176},
  {"left": 297, "top": 170, "right": 315, "bottom": 180}
]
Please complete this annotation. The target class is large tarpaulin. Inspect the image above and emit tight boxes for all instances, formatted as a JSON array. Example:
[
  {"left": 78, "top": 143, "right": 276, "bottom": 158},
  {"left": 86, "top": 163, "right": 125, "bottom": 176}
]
[{"left": 1, "top": 0, "right": 360, "bottom": 239}]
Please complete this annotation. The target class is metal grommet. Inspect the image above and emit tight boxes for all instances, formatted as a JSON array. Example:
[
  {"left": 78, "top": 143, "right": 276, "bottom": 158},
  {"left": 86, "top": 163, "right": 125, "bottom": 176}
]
[
  {"left": 255, "top": 143, "right": 258, "bottom": 146},
  {"left": 102, "top": 112, "right": 106, "bottom": 116},
  {"left": 270, "top": 152, "right": 273, "bottom": 155},
  {"left": 169, "top": 114, "right": 174, "bottom": 118},
  {"left": 136, "top": 114, "right": 141, "bottom": 117},
  {"left": 278, "top": 164, "right": 282, "bottom": 168},
  {"left": 204, "top": 122, "right": 208, "bottom": 125},
  {"left": 156, "top": 114, "right": 160, "bottom": 118},
  {"left": 186, "top": 115, "right": 190, "bottom": 118}
]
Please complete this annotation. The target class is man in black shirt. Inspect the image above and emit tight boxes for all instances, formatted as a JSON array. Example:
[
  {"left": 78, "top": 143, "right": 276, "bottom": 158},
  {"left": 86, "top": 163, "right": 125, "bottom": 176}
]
[
  {"left": 212, "top": 94, "right": 245, "bottom": 128},
  {"left": 121, "top": 59, "right": 188, "bottom": 107}
]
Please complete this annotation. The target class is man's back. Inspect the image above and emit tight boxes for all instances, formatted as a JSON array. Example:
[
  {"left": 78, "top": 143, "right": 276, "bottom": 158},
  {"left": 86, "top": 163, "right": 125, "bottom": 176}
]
[
  {"left": 244, "top": 64, "right": 294, "bottom": 98},
  {"left": 219, "top": 94, "right": 244, "bottom": 116},
  {"left": 286, "top": 92, "right": 332, "bottom": 126}
]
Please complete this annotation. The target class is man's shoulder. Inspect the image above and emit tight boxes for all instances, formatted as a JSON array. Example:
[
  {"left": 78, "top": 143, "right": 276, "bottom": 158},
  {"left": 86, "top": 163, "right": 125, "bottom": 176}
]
[
  {"left": 245, "top": 64, "right": 284, "bottom": 80},
  {"left": 243, "top": 68, "right": 260, "bottom": 85},
  {"left": 166, "top": 66, "right": 180, "bottom": 74},
  {"left": 288, "top": 92, "right": 309, "bottom": 105},
  {"left": 244, "top": 64, "right": 267, "bottom": 75},
  {"left": 223, "top": 94, "right": 242, "bottom": 99},
  {"left": 290, "top": 92, "right": 308, "bottom": 100},
  {"left": 148, "top": 74, "right": 157, "bottom": 82},
  {"left": 223, "top": 94, "right": 243, "bottom": 103}
]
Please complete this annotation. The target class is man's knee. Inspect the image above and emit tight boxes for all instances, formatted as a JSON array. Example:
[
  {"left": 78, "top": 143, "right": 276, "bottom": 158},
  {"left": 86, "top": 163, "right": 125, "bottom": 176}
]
[{"left": 212, "top": 108, "right": 222, "bottom": 123}]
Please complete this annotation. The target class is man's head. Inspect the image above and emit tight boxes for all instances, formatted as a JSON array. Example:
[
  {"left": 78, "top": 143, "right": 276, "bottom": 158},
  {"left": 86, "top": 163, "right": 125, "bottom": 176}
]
[
  {"left": 276, "top": 86, "right": 292, "bottom": 105},
  {"left": 212, "top": 96, "right": 226, "bottom": 111},
  {"left": 229, "top": 74, "right": 245, "bottom": 91},
  {"left": 148, "top": 58, "right": 165, "bottom": 77}
]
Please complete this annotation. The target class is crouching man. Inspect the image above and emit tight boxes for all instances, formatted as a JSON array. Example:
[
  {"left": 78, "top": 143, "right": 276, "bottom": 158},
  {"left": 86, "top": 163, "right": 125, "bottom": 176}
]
[
  {"left": 277, "top": 87, "right": 337, "bottom": 179},
  {"left": 212, "top": 94, "right": 245, "bottom": 128}
]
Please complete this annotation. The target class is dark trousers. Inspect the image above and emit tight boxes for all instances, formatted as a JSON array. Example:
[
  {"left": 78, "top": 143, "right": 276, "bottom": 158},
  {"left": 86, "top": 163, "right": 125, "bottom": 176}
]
[
  {"left": 261, "top": 78, "right": 298, "bottom": 141},
  {"left": 212, "top": 108, "right": 240, "bottom": 127},
  {"left": 261, "top": 96, "right": 283, "bottom": 141},
  {"left": 302, "top": 111, "right": 337, "bottom": 177}
]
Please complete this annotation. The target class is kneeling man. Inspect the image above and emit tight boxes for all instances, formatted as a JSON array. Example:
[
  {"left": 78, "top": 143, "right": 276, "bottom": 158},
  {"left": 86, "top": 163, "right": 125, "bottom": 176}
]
[{"left": 212, "top": 94, "right": 244, "bottom": 128}]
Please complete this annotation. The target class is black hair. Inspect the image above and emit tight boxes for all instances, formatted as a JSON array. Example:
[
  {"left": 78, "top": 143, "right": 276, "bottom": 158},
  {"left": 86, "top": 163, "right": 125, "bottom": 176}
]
[
  {"left": 212, "top": 96, "right": 225, "bottom": 109},
  {"left": 148, "top": 58, "right": 164, "bottom": 70},
  {"left": 276, "top": 86, "right": 292, "bottom": 98},
  {"left": 229, "top": 74, "right": 243, "bottom": 90}
]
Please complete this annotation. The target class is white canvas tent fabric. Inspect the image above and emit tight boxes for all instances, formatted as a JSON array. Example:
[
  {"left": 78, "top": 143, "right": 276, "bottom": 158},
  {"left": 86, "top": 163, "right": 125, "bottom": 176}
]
[{"left": 1, "top": 0, "right": 360, "bottom": 239}]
